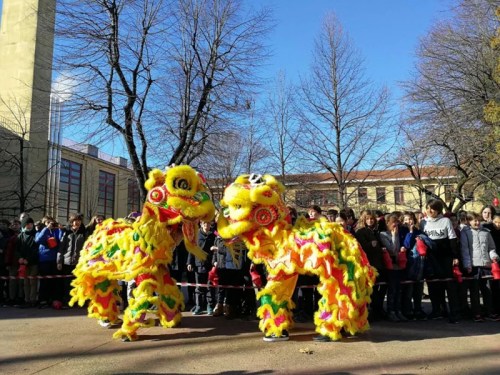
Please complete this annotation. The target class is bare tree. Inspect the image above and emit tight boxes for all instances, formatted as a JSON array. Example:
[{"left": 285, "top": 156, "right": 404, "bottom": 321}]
[
  {"left": 296, "top": 13, "right": 392, "bottom": 209},
  {"left": 263, "top": 71, "right": 302, "bottom": 190},
  {"left": 55, "top": 0, "right": 166, "bottom": 202},
  {"left": 55, "top": 0, "right": 271, "bottom": 202},
  {"left": 155, "top": 0, "right": 273, "bottom": 165},
  {"left": 0, "top": 98, "right": 52, "bottom": 216},
  {"left": 196, "top": 130, "right": 246, "bottom": 201},
  {"left": 402, "top": 0, "right": 500, "bottom": 208}
]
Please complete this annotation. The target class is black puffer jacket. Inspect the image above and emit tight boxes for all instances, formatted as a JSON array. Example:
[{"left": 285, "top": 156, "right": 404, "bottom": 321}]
[{"left": 57, "top": 225, "right": 87, "bottom": 266}]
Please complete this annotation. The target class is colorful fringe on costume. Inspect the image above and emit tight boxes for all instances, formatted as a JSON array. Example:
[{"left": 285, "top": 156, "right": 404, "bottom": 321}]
[
  {"left": 70, "top": 165, "right": 215, "bottom": 341},
  {"left": 218, "top": 174, "right": 376, "bottom": 341}
]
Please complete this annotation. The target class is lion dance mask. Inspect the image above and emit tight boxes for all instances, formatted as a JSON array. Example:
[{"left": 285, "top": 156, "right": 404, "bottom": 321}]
[
  {"left": 217, "top": 173, "right": 376, "bottom": 341},
  {"left": 70, "top": 165, "right": 215, "bottom": 341}
]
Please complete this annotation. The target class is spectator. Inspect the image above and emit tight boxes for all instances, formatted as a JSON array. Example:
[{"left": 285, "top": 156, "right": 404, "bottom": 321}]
[
  {"left": 335, "top": 212, "right": 349, "bottom": 230},
  {"left": 58, "top": 213, "right": 87, "bottom": 307},
  {"left": 420, "top": 199, "right": 460, "bottom": 324},
  {"left": 211, "top": 237, "right": 246, "bottom": 319},
  {"left": 341, "top": 208, "right": 357, "bottom": 234},
  {"left": 480, "top": 205, "right": 496, "bottom": 226},
  {"left": 170, "top": 239, "right": 195, "bottom": 309},
  {"left": 308, "top": 205, "right": 324, "bottom": 221},
  {"left": 355, "top": 209, "right": 386, "bottom": 321},
  {"left": 375, "top": 210, "right": 387, "bottom": 232},
  {"left": 86, "top": 215, "right": 105, "bottom": 236},
  {"left": 460, "top": 212, "right": 499, "bottom": 322},
  {"left": 400, "top": 211, "right": 426, "bottom": 320},
  {"left": 187, "top": 221, "right": 215, "bottom": 315},
  {"left": 19, "top": 212, "right": 30, "bottom": 222},
  {"left": 380, "top": 213, "right": 407, "bottom": 322},
  {"left": 326, "top": 209, "right": 338, "bottom": 222},
  {"left": 36, "top": 218, "right": 62, "bottom": 308},
  {"left": 15, "top": 217, "right": 39, "bottom": 307},
  {"left": 287, "top": 206, "right": 298, "bottom": 225}
]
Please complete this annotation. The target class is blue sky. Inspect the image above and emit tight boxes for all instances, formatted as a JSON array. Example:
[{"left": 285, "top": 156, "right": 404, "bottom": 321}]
[
  {"left": 255, "top": 0, "right": 454, "bottom": 99},
  {"left": 0, "top": 0, "right": 456, "bottom": 158}
]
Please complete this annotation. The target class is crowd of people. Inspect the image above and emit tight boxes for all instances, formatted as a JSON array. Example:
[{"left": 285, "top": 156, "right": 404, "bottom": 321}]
[
  {"left": 0, "top": 213, "right": 103, "bottom": 309},
  {"left": 1, "top": 201, "right": 499, "bottom": 327}
]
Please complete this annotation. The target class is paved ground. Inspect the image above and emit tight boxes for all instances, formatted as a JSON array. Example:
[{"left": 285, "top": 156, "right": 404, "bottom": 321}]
[{"left": 1, "top": 305, "right": 499, "bottom": 375}]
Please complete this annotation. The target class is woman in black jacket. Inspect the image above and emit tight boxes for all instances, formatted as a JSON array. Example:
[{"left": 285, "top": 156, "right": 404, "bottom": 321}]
[
  {"left": 355, "top": 209, "right": 387, "bottom": 321},
  {"left": 57, "top": 213, "right": 87, "bottom": 306}
]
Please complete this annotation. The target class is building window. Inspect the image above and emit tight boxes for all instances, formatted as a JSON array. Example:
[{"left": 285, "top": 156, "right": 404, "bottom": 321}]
[
  {"left": 98, "top": 171, "right": 115, "bottom": 217},
  {"left": 358, "top": 187, "right": 368, "bottom": 205},
  {"left": 58, "top": 159, "right": 82, "bottom": 221},
  {"left": 376, "top": 187, "right": 386, "bottom": 204},
  {"left": 444, "top": 185, "right": 454, "bottom": 202},
  {"left": 394, "top": 186, "right": 405, "bottom": 205},
  {"left": 295, "top": 191, "right": 309, "bottom": 207},
  {"left": 127, "top": 179, "right": 142, "bottom": 213},
  {"left": 295, "top": 189, "right": 339, "bottom": 207},
  {"left": 424, "top": 185, "right": 435, "bottom": 202}
]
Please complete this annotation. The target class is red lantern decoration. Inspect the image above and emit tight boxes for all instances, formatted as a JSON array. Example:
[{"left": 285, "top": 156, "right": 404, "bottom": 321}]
[{"left": 493, "top": 197, "right": 499, "bottom": 207}]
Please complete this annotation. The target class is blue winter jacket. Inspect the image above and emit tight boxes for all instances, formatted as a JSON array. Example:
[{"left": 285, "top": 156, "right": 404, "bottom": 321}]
[{"left": 36, "top": 227, "right": 62, "bottom": 263}]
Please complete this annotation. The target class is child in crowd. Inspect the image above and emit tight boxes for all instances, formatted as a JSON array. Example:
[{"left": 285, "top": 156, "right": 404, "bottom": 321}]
[
  {"left": 355, "top": 210, "right": 386, "bottom": 321},
  {"left": 400, "top": 211, "right": 426, "bottom": 320},
  {"left": 326, "top": 209, "right": 338, "bottom": 222},
  {"left": 341, "top": 208, "right": 357, "bottom": 235},
  {"left": 307, "top": 205, "right": 324, "bottom": 220},
  {"left": 335, "top": 212, "right": 349, "bottom": 230},
  {"left": 460, "top": 212, "right": 499, "bottom": 322},
  {"left": 15, "top": 217, "right": 39, "bottom": 307},
  {"left": 187, "top": 221, "right": 215, "bottom": 315},
  {"left": 457, "top": 211, "right": 473, "bottom": 319},
  {"left": 380, "top": 213, "right": 407, "bottom": 322}
]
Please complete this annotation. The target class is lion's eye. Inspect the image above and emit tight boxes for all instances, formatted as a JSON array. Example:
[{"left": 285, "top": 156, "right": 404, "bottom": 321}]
[{"left": 173, "top": 178, "right": 190, "bottom": 190}]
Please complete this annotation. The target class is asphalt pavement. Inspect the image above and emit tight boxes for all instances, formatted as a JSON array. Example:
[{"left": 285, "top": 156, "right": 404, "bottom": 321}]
[{"left": 1, "top": 304, "right": 499, "bottom": 375}]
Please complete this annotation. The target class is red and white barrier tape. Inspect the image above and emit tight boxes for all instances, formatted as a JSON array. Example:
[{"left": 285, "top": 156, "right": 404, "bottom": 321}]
[{"left": 0, "top": 274, "right": 496, "bottom": 290}]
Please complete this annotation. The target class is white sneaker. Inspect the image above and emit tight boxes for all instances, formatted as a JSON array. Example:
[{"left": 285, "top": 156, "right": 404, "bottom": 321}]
[
  {"left": 263, "top": 330, "right": 289, "bottom": 342},
  {"left": 98, "top": 320, "right": 111, "bottom": 328},
  {"left": 99, "top": 318, "right": 123, "bottom": 328}
]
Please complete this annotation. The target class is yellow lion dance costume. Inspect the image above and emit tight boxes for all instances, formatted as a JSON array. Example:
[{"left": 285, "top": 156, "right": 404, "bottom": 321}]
[
  {"left": 217, "top": 174, "right": 376, "bottom": 342},
  {"left": 70, "top": 165, "right": 215, "bottom": 341}
]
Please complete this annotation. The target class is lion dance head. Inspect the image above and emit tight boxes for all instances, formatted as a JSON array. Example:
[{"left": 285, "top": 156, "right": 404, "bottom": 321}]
[
  {"left": 217, "top": 173, "right": 289, "bottom": 240},
  {"left": 142, "top": 165, "right": 215, "bottom": 257}
]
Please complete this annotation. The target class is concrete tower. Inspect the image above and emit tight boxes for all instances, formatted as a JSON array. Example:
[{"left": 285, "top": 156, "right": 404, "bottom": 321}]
[{"left": 0, "top": 0, "right": 56, "bottom": 217}]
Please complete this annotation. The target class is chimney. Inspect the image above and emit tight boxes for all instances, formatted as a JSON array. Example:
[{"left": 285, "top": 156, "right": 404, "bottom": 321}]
[
  {"left": 85, "top": 144, "right": 99, "bottom": 157},
  {"left": 114, "top": 156, "right": 128, "bottom": 167}
]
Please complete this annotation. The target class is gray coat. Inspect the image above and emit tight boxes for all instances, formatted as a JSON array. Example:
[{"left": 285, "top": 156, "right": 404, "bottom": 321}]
[{"left": 460, "top": 226, "right": 499, "bottom": 269}]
